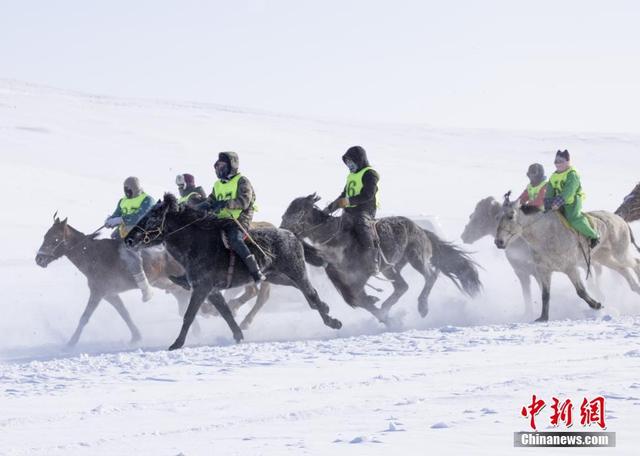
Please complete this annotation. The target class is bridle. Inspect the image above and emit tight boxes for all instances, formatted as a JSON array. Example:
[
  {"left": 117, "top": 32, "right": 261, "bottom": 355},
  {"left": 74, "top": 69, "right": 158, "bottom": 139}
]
[
  {"left": 135, "top": 206, "right": 208, "bottom": 245},
  {"left": 287, "top": 204, "right": 343, "bottom": 245}
]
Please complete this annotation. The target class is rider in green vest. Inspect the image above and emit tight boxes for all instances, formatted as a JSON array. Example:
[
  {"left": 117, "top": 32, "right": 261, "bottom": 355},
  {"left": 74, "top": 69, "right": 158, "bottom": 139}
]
[
  {"left": 200, "top": 151, "right": 266, "bottom": 284},
  {"left": 104, "top": 176, "right": 156, "bottom": 301},
  {"left": 544, "top": 150, "right": 600, "bottom": 248},
  {"left": 518, "top": 163, "right": 547, "bottom": 210},
  {"left": 175, "top": 173, "right": 206, "bottom": 207},
  {"left": 325, "top": 145, "right": 380, "bottom": 273}
]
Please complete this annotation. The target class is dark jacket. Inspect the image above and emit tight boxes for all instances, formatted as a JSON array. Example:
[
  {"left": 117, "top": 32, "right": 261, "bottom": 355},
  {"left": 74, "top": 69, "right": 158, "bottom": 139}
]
[
  {"left": 180, "top": 185, "right": 207, "bottom": 207},
  {"left": 208, "top": 151, "right": 256, "bottom": 228},
  {"left": 330, "top": 146, "right": 379, "bottom": 217}
]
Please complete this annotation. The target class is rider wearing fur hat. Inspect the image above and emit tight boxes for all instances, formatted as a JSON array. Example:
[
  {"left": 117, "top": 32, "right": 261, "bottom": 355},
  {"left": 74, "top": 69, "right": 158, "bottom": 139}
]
[
  {"left": 175, "top": 173, "right": 207, "bottom": 207},
  {"left": 544, "top": 150, "right": 600, "bottom": 248},
  {"left": 325, "top": 145, "right": 380, "bottom": 273},
  {"left": 104, "top": 176, "right": 155, "bottom": 301},
  {"left": 518, "top": 163, "right": 547, "bottom": 210},
  {"left": 199, "top": 152, "right": 266, "bottom": 284}
]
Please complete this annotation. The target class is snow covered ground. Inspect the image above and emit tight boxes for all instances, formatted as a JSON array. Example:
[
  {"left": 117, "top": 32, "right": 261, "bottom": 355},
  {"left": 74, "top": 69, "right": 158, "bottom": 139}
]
[{"left": 1, "top": 79, "right": 639, "bottom": 454}]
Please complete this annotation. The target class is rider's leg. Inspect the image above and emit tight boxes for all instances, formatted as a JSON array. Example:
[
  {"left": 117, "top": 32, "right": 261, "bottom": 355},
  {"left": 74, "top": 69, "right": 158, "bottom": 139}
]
[
  {"left": 353, "top": 213, "right": 379, "bottom": 274},
  {"left": 563, "top": 197, "right": 599, "bottom": 247},
  {"left": 118, "top": 243, "right": 153, "bottom": 301},
  {"left": 225, "top": 223, "right": 266, "bottom": 284}
]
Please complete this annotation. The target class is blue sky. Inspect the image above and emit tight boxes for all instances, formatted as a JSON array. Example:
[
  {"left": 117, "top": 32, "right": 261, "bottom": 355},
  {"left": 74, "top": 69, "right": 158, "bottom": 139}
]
[{"left": 2, "top": 0, "right": 639, "bottom": 132}]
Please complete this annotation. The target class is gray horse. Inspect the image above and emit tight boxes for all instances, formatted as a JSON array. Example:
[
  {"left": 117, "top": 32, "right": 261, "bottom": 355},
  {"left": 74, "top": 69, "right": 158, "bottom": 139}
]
[
  {"left": 462, "top": 196, "right": 538, "bottom": 315},
  {"left": 495, "top": 199, "right": 640, "bottom": 321}
]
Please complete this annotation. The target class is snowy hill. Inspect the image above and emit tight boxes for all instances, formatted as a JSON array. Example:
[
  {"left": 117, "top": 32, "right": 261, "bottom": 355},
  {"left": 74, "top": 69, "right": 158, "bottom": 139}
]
[{"left": 1, "top": 80, "right": 639, "bottom": 455}]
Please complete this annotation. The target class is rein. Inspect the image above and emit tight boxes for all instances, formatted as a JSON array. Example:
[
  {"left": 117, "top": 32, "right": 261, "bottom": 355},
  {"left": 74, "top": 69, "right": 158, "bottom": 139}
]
[{"left": 293, "top": 206, "right": 343, "bottom": 245}]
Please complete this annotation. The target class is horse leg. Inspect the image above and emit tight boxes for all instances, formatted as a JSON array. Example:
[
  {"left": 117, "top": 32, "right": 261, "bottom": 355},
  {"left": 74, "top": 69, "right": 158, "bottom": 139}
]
[
  {"left": 325, "top": 264, "right": 383, "bottom": 322},
  {"left": 514, "top": 270, "right": 533, "bottom": 316},
  {"left": 67, "top": 291, "right": 103, "bottom": 347},
  {"left": 104, "top": 294, "right": 142, "bottom": 343},
  {"left": 378, "top": 266, "right": 409, "bottom": 320},
  {"left": 535, "top": 269, "right": 552, "bottom": 322},
  {"left": 240, "top": 282, "right": 271, "bottom": 330},
  {"left": 207, "top": 291, "right": 244, "bottom": 343},
  {"left": 169, "top": 283, "right": 211, "bottom": 350},
  {"left": 587, "top": 263, "right": 605, "bottom": 302},
  {"left": 600, "top": 257, "right": 640, "bottom": 295},
  {"left": 228, "top": 285, "right": 258, "bottom": 313},
  {"left": 566, "top": 268, "right": 602, "bottom": 310}
]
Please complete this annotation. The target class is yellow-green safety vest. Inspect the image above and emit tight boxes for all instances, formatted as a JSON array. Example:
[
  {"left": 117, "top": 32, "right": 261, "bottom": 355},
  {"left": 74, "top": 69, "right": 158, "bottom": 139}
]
[
  {"left": 526, "top": 180, "right": 547, "bottom": 201},
  {"left": 178, "top": 192, "right": 199, "bottom": 205},
  {"left": 213, "top": 174, "right": 257, "bottom": 219},
  {"left": 345, "top": 166, "right": 380, "bottom": 208},
  {"left": 549, "top": 167, "right": 584, "bottom": 205},
  {"left": 117, "top": 192, "right": 148, "bottom": 237},
  {"left": 119, "top": 192, "right": 148, "bottom": 216}
]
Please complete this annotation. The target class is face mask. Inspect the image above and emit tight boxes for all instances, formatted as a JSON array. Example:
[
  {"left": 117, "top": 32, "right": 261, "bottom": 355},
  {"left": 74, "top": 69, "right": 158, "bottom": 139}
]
[
  {"left": 215, "top": 161, "right": 230, "bottom": 179},
  {"left": 345, "top": 159, "right": 358, "bottom": 173},
  {"left": 124, "top": 187, "right": 134, "bottom": 198},
  {"left": 175, "top": 175, "right": 186, "bottom": 189}
]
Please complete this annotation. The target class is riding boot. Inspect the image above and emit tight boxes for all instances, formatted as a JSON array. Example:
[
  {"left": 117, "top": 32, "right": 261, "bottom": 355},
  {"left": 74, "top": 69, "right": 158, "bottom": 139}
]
[
  {"left": 133, "top": 272, "right": 154, "bottom": 302},
  {"left": 169, "top": 274, "right": 191, "bottom": 291},
  {"left": 243, "top": 254, "right": 266, "bottom": 284}
]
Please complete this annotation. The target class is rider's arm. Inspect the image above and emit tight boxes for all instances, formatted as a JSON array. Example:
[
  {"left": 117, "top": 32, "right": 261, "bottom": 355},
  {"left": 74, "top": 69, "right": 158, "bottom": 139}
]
[
  {"left": 560, "top": 172, "right": 580, "bottom": 203},
  {"left": 225, "top": 177, "right": 254, "bottom": 210},
  {"left": 123, "top": 195, "right": 156, "bottom": 226},
  {"left": 518, "top": 189, "right": 529, "bottom": 205},
  {"left": 347, "top": 169, "right": 379, "bottom": 206}
]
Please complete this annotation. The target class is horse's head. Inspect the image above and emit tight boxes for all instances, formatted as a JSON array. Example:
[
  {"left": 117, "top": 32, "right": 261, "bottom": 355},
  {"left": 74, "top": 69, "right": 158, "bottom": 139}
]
[
  {"left": 461, "top": 196, "right": 502, "bottom": 244},
  {"left": 614, "top": 182, "right": 640, "bottom": 222},
  {"left": 36, "top": 213, "right": 69, "bottom": 267},
  {"left": 280, "top": 193, "right": 323, "bottom": 235},
  {"left": 125, "top": 193, "right": 179, "bottom": 249},
  {"left": 495, "top": 194, "right": 522, "bottom": 250}
]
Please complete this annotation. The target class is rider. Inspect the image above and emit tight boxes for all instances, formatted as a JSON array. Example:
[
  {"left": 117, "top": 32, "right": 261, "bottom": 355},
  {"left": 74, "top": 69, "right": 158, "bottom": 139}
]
[
  {"left": 104, "top": 176, "right": 156, "bottom": 301},
  {"left": 518, "top": 163, "right": 547, "bottom": 210},
  {"left": 176, "top": 173, "right": 207, "bottom": 207},
  {"left": 324, "top": 145, "right": 380, "bottom": 273},
  {"left": 544, "top": 150, "right": 600, "bottom": 248},
  {"left": 200, "top": 151, "right": 266, "bottom": 284}
]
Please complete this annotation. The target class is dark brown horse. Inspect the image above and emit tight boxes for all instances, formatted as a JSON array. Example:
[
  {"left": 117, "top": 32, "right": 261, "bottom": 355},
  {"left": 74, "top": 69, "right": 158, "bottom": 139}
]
[
  {"left": 615, "top": 182, "right": 640, "bottom": 222},
  {"left": 35, "top": 214, "right": 197, "bottom": 347}
]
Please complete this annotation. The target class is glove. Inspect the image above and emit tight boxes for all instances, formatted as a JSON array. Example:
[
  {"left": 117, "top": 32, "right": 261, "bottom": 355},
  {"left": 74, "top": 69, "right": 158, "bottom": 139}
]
[
  {"left": 551, "top": 196, "right": 565, "bottom": 211},
  {"left": 105, "top": 216, "right": 123, "bottom": 228},
  {"left": 336, "top": 197, "right": 350, "bottom": 209},
  {"left": 210, "top": 200, "right": 227, "bottom": 212}
]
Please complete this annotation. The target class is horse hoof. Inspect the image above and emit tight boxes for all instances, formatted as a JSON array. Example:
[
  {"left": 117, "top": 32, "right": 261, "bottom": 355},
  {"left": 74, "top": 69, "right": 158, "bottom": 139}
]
[
  {"left": 168, "top": 341, "right": 183, "bottom": 351},
  {"left": 233, "top": 332, "right": 244, "bottom": 343},
  {"left": 130, "top": 335, "right": 142, "bottom": 344},
  {"left": 330, "top": 318, "right": 342, "bottom": 330},
  {"left": 534, "top": 317, "right": 548, "bottom": 323},
  {"left": 590, "top": 302, "right": 603, "bottom": 310},
  {"left": 239, "top": 321, "right": 250, "bottom": 331}
]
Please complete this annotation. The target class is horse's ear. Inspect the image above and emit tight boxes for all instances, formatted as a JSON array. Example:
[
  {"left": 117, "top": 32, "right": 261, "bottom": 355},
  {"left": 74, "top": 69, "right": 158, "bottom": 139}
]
[
  {"left": 502, "top": 191, "right": 512, "bottom": 207},
  {"left": 307, "top": 192, "right": 321, "bottom": 203},
  {"left": 53, "top": 210, "right": 59, "bottom": 223},
  {"left": 61, "top": 217, "right": 68, "bottom": 227}
]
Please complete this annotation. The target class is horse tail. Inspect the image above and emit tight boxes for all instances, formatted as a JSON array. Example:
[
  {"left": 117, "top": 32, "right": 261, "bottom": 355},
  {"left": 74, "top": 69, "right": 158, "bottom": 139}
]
[
  {"left": 422, "top": 228, "right": 482, "bottom": 297},
  {"left": 302, "top": 240, "right": 327, "bottom": 267},
  {"left": 628, "top": 223, "right": 640, "bottom": 254}
]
